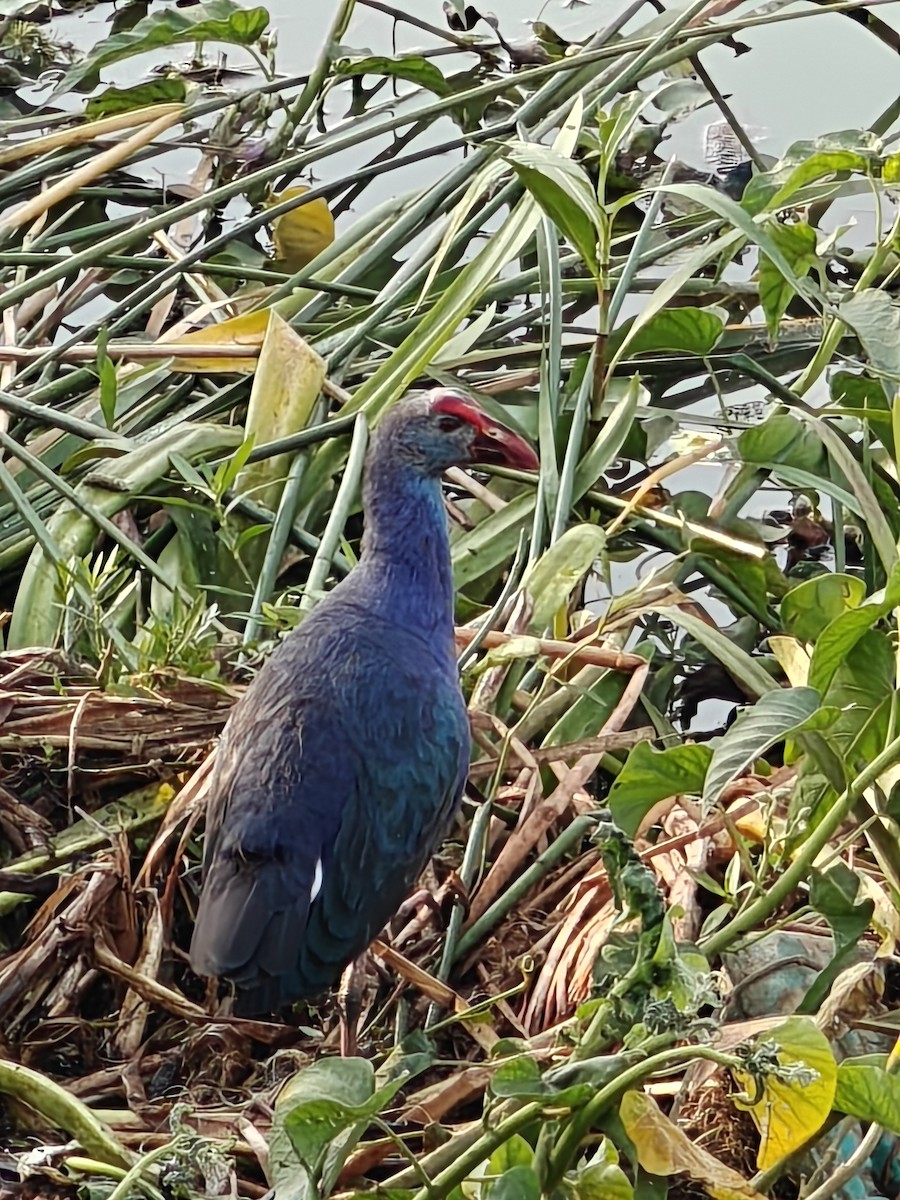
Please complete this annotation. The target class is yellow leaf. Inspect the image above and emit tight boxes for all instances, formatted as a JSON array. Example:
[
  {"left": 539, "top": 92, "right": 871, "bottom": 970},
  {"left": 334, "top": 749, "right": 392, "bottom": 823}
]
[
  {"left": 269, "top": 186, "right": 335, "bottom": 273},
  {"left": 732, "top": 1015, "right": 837, "bottom": 1170},
  {"left": 731, "top": 807, "right": 769, "bottom": 844},
  {"left": 168, "top": 307, "right": 275, "bottom": 373},
  {"left": 855, "top": 875, "right": 900, "bottom": 956},
  {"left": 237, "top": 311, "right": 326, "bottom": 515},
  {"left": 619, "top": 1091, "right": 763, "bottom": 1200},
  {"left": 0, "top": 104, "right": 186, "bottom": 168},
  {"left": 0, "top": 107, "right": 184, "bottom": 233},
  {"left": 768, "top": 636, "right": 811, "bottom": 687}
]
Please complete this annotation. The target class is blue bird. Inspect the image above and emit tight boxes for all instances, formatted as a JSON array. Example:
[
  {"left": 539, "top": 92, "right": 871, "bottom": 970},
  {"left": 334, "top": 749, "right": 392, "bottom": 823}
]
[{"left": 189, "top": 390, "right": 538, "bottom": 1015}]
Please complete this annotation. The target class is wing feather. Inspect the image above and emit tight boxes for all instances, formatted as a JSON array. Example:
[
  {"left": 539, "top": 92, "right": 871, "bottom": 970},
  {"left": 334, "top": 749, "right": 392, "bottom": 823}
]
[{"left": 189, "top": 601, "right": 469, "bottom": 1011}]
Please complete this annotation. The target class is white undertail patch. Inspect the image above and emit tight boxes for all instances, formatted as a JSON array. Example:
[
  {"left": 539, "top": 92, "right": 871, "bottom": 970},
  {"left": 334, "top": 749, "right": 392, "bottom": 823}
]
[{"left": 310, "top": 858, "right": 323, "bottom": 902}]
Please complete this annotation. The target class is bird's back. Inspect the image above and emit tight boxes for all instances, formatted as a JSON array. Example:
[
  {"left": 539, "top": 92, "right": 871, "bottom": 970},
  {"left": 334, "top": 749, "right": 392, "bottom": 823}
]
[{"left": 189, "top": 592, "right": 469, "bottom": 1012}]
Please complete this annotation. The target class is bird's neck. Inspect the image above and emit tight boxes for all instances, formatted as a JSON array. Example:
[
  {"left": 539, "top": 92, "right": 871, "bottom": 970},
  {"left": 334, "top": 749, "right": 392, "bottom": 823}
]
[{"left": 357, "top": 465, "right": 456, "bottom": 645}]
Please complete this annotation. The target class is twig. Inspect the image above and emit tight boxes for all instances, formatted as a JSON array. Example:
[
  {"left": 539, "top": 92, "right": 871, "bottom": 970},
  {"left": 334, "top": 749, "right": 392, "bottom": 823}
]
[{"left": 454, "top": 627, "right": 645, "bottom": 671}]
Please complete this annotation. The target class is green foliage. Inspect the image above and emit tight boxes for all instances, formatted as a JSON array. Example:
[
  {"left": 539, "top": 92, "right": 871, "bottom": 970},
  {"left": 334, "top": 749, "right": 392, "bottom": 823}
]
[
  {"left": 269, "top": 1041, "right": 433, "bottom": 1199},
  {"left": 4, "top": 3, "right": 900, "bottom": 1197},
  {"left": 608, "top": 743, "right": 711, "bottom": 838},
  {"left": 758, "top": 220, "right": 818, "bottom": 340},
  {"left": 503, "top": 142, "right": 602, "bottom": 276},
  {"left": 608, "top": 306, "right": 726, "bottom": 359},
  {"left": 334, "top": 55, "right": 454, "bottom": 99},
  {"left": 85, "top": 77, "right": 190, "bottom": 116},
  {"left": 701, "top": 686, "right": 822, "bottom": 814},
  {"left": 834, "top": 1059, "right": 900, "bottom": 1134},
  {"left": 801, "top": 863, "right": 875, "bottom": 1013},
  {"left": 54, "top": 0, "right": 270, "bottom": 94}
]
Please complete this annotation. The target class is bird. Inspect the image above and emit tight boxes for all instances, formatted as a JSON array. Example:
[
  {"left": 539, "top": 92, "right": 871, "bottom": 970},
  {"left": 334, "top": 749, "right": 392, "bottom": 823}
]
[{"left": 189, "top": 389, "right": 539, "bottom": 1016}]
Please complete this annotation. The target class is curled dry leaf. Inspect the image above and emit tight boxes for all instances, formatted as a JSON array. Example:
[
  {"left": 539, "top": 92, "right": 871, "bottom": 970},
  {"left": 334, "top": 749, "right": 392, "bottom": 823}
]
[{"left": 619, "top": 1090, "right": 765, "bottom": 1199}]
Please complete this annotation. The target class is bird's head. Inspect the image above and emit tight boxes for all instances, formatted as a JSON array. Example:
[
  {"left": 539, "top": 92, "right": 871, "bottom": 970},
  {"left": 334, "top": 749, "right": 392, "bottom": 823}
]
[{"left": 376, "top": 389, "right": 539, "bottom": 477}]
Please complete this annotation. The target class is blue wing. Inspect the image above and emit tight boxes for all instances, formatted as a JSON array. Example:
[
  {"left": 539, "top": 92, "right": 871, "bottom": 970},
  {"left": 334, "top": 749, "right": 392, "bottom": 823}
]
[{"left": 189, "top": 602, "right": 468, "bottom": 1013}]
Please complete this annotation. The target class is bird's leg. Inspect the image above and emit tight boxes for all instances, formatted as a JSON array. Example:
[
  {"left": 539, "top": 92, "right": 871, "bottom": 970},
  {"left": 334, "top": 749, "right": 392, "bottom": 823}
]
[{"left": 337, "top": 955, "right": 368, "bottom": 1057}]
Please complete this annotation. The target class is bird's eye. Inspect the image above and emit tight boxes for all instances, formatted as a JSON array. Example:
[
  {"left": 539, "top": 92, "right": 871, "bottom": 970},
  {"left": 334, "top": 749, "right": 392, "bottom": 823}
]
[{"left": 437, "top": 415, "right": 464, "bottom": 433}]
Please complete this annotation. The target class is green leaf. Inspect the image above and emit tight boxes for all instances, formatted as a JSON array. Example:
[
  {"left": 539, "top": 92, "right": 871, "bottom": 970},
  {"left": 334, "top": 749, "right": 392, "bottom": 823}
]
[
  {"left": 800, "top": 409, "right": 898, "bottom": 574},
  {"left": 571, "top": 1160, "right": 635, "bottom": 1200},
  {"left": 488, "top": 1134, "right": 534, "bottom": 1175},
  {"left": 85, "top": 78, "right": 189, "bottom": 117},
  {"left": 489, "top": 1052, "right": 598, "bottom": 1108},
  {"left": 503, "top": 142, "right": 601, "bottom": 275},
  {"left": 609, "top": 743, "right": 712, "bottom": 838},
  {"left": 809, "top": 601, "right": 895, "bottom": 695},
  {"left": 612, "top": 307, "right": 725, "bottom": 359},
  {"left": 489, "top": 1057, "right": 548, "bottom": 1099},
  {"left": 739, "top": 409, "right": 892, "bottom": 530},
  {"left": 541, "top": 666, "right": 633, "bottom": 747},
  {"left": 830, "top": 370, "right": 893, "bottom": 450},
  {"left": 7, "top": 423, "right": 243, "bottom": 649},
  {"left": 55, "top": 0, "right": 269, "bottom": 95},
  {"left": 485, "top": 1165, "right": 541, "bottom": 1200},
  {"left": 453, "top": 493, "right": 536, "bottom": 591},
  {"left": 658, "top": 183, "right": 822, "bottom": 309},
  {"left": 839, "top": 289, "right": 900, "bottom": 385},
  {"left": 576, "top": 375, "right": 644, "bottom": 495},
  {"left": 521, "top": 524, "right": 605, "bottom": 633},
  {"left": 610, "top": 228, "right": 745, "bottom": 369},
  {"left": 800, "top": 863, "right": 874, "bottom": 1013},
  {"left": 780, "top": 573, "right": 866, "bottom": 643},
  {"left": 335, "top": 54, "right": 452, "bottom": 97},
  {"left": 279, "top": 1058, "right": 378, "bottom": 1169},
  {"left": 269, "top": 1054, "right": 417, "bottom": 1200},
  {"left": 834, "top": 1060, "right": 900, "bottom": 1134},
  {"left": 96, "top": 331, "right": 118, "bottom": 431},
  {"left": 758, "top": 221, "right": 818, "bottom": 341},
  {"left": 544, "top": 1054, "right": 639, "bottom": 1096},
  {"left": 738, "top": 411, "right": 829, "bottom": 477},
  {"left": 702, "top": 687, "right": 821, "bottom": 814},
  {"left": 820, "top": 629, "right": 894, "bottom": 772},
  {"left": 742, "top": 131, "right": 882, "bottom": 214}
]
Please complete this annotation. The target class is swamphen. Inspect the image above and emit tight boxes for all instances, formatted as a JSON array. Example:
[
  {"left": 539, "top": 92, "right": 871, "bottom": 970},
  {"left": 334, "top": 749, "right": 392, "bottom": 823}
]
[{"left": 189, "top": 390, "right": 538, "bottom": 1014}]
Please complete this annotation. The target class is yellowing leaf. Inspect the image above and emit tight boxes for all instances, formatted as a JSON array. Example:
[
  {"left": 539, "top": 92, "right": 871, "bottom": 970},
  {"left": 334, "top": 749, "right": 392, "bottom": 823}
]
[
  {"left": 0, "top": 103, "right": 185, "bottom": 167},
  {"left": 237, "top": 312, "right": 326, "bottom": 514},
  {"left": 619, "top": 1091, "right": 763, "bottom": 1200},
  {"left": 733, "top": 1015, "right": 837, "bottom": 1170},
  {"left": 767, "top": 636, "right": 811, "bottom": 687},
  {"left": 269, "top": 186, "right": 335, "bottom": 273},
  {"left": 856, "top": 875, "right": 900, "bottom": 956},
  {"left": 731, "top": 806, "right": 769, "bottom": 843},
  {"left": 168, "top": 307, "right": 279, "bottom": 373}
]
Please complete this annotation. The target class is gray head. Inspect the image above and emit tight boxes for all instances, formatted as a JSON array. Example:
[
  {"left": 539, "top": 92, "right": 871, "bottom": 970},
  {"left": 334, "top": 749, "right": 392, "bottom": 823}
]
[{"left": 369, "top": 389, "right": 539, "bottom": 479}]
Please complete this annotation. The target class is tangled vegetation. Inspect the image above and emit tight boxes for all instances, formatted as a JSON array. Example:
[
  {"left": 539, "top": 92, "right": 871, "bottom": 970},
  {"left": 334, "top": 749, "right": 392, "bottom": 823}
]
[{"left": 1, "top": 0, "right": 900, "bottom": 1197}]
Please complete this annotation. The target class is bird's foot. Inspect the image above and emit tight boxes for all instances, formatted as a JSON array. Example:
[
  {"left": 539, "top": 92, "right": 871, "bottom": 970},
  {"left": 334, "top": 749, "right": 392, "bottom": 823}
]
[{"left": 392, "top": 873, "right": 470, "bottom": 948}]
